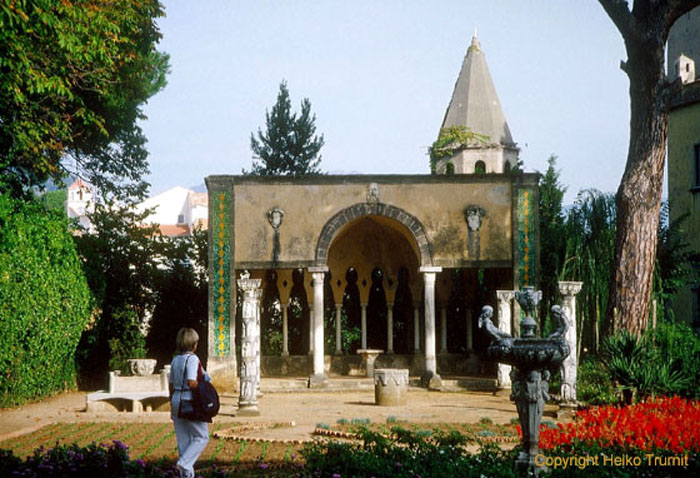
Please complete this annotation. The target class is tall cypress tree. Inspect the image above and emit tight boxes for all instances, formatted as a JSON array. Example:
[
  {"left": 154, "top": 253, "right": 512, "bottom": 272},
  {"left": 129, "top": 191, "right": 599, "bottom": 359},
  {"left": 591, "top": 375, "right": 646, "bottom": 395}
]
[
  {"left": 245, "top": 80, "right": 324, "bottom": 176},
  {"left": 538, "top": 155, "right": 567, "bottom": 332}
]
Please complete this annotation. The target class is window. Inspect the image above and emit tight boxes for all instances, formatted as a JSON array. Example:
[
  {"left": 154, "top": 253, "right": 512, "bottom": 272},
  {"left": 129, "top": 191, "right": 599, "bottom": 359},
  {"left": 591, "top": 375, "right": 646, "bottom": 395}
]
[
  {"left": 177, "top": 214, "right": 185, "bottom": 224},
  {"left": 475, "top": 161, "right": 486, "bottom": 175}
]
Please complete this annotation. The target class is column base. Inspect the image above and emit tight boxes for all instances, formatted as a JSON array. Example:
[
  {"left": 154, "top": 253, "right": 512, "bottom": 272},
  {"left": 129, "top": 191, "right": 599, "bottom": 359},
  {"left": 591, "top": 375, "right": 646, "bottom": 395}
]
[
  {"left": 308, "top": 373, "right": 329, "bottom": 389},
  {"left": 493, "top": 387, "right": 512, "bottom": 397},
  {"left": 420, "top": 371, "right": 442, "bottom": 391},
  {"left": 237, "top": 405, "right": 261, "bottom": 417},
  {"left": 555, "top": 400, "right": 578, "bottom": 419}
]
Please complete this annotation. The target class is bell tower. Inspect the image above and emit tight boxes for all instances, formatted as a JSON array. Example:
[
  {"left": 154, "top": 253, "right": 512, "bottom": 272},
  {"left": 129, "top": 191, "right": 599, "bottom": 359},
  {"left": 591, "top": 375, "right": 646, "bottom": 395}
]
[{"left": 436, "top": 33, "right": 519, "bottom": 174}]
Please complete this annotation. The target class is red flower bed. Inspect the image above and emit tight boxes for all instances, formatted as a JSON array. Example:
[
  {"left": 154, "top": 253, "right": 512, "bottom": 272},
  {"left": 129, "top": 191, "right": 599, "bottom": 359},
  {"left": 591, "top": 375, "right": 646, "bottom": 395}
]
[{"left": 536, "top": 397, "right": 700, "bottom": 453}]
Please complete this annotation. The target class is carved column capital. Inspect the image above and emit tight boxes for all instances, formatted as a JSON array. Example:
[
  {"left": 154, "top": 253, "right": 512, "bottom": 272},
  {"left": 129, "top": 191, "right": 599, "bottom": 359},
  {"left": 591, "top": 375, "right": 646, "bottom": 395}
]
[
  {"left": 558, "top": 281, "right": 583, "bottom": 297},
  {"left": 238, "top": 273, "right": 262, "bottom": 296},
  {"left": 496, "top": 290, "right": 516, "bottom": 304}
]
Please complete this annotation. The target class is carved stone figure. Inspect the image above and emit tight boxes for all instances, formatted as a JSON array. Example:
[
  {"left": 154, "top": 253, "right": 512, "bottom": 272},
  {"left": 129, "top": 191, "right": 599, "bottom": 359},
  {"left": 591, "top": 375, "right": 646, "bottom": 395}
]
[
  {"left": 478, "top": 305, "right": 513, "bottom": 344},
  {"left": 464, "top": 205, "right": 486, "bottom": 231},
  {"left": 464, "top": 205, "right": 486, "bottom": 259},
  {"left": 267, "top": 207, "right": 284, "bottom": 229},
  {"left": 267, "top": 207, "right": 284, "bottom": 264},
  {"left": 366, "top": 183, "right": 380, "bottom": 203},
  {"left": 548, "top": 305, "right": 569, "bottom": 338}
]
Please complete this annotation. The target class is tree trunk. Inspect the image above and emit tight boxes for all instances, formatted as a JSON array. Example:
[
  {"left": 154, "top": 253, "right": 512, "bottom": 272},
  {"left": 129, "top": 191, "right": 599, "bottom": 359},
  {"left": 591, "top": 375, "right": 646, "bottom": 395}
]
[{"left": 605, "top": 40, "right": 668, "bottom": 336}]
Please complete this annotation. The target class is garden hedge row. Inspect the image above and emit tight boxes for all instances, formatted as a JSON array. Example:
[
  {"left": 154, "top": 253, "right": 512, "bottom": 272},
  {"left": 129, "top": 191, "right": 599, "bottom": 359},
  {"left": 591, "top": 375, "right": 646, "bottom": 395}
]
[{"left": 0, "top": 195, "right": 91, "bottom": 407}]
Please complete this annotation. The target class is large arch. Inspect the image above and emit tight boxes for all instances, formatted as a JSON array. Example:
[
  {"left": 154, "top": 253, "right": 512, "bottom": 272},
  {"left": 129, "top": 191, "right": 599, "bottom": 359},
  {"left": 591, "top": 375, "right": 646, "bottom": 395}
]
[{"left": 315, "top": 202, "right": 432, "bottom": 266}]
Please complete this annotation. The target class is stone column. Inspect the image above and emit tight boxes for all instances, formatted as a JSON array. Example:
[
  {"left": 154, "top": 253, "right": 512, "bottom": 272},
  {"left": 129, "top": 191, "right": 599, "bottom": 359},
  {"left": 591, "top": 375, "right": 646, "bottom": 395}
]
[
  {"left": 308, "top": 305, "right": 314, "bottom": 354},
  {"left": 334, "top": 303, "right": 343, "bottom": 355},
  {"left": 309, "top": 267, "right": 328, "bottom": 388},
  {"left": 440, "top": 307, "right": 448, "bottom": 354},
  {"left": 413, "top": 306, "right": 420, "bottom": 352},
  {"left": 386, "top": 303, "right": 394, "bottom": 354},
  {"left": 466, "top": 309, "right": 473, "bottom": 352},
  {"left": 559, "top": 281, "right": 583, "bottom": 403},
  {"left": 420, "top": 266, "right": 442, "bottom": 389},
  {"left": 496, "top": 290, "right": 515, "bottom": 389},
  {"left": 361, "top": 303, "right": 368, "bottom": 349},
  {"left": 281, "top": 301, "right": 289, "bottom": 356},
  {"left": 237, "top": 274, "right": 261, "bottom": 416}
]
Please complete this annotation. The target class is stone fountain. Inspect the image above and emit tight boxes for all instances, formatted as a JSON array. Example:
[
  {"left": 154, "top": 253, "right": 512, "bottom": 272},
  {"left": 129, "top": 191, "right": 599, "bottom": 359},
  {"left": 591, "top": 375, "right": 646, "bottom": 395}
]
[{"left": 479, "top": 286, "right": 570, "bottom": 474}]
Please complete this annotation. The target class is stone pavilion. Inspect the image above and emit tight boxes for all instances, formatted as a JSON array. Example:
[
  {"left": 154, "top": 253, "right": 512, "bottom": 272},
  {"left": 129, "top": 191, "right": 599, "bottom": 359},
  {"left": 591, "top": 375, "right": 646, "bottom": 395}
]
[{"left": 205, "top": 34, "right": 540, "bottom": 388}]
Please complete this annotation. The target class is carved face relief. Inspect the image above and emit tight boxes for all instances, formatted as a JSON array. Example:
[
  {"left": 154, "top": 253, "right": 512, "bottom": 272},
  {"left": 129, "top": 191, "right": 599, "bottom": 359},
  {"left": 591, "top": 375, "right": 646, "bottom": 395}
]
[
  {"left": 366, "top": 183, "right": 380, "bottom": 203},
  {"left": 267, "top": 207, "right": 284, "bottom": 229},
  {"left": 464, "top": 205, "right": 486, "bottom": 231}
]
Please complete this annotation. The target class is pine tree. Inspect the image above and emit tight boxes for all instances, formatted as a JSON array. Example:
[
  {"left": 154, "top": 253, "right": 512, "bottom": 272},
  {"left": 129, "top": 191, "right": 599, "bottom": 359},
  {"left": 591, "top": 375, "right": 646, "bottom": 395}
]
[
  {"left": 598, "top": 0, "right": 700, "bottom": 335},
  {"left": 245, "top": 81, "right": 324, "bottom": 176}
]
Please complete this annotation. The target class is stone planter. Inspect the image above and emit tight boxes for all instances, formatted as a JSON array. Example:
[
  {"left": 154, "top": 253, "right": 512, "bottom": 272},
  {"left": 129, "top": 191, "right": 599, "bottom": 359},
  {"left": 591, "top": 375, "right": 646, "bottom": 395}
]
[
  {"left": 127, "top": 358, "right": 157, "bottom": 376},
  {"left": 374, "top": 369, "right": 408, "bottom": 406}
]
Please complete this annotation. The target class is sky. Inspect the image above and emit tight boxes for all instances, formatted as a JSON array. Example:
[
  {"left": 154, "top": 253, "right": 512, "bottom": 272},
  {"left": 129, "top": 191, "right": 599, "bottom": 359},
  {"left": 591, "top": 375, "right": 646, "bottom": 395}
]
[{"left": 140, "top": 1, "right": 632, "bottom": 204}]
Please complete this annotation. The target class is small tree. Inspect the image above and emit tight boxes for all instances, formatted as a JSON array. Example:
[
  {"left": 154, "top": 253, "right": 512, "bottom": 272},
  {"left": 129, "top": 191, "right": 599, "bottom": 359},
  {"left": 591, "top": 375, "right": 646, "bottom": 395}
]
[
  {"left": 245, "top": 80, "right": 324, "bottom": 176},
  {"left": 538, "top": 155, "right": 567, "bottom": 333},
  {"left": 0, "top": 0, "right": 169, "bottom": 199}
]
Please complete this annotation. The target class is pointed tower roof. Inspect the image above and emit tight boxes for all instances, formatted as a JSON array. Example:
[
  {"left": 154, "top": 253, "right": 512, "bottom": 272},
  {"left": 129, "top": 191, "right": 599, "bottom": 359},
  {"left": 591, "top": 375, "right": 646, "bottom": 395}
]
[{"left": 441, "top": 34, "right": 514, "bottom": 146}]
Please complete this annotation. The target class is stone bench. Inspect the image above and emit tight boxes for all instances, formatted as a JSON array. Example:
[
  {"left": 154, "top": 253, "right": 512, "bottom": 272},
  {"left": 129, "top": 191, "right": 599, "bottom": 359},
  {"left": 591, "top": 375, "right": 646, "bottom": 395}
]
[{"left": 86, "top": 367, "right": 170, "bottom": 413}]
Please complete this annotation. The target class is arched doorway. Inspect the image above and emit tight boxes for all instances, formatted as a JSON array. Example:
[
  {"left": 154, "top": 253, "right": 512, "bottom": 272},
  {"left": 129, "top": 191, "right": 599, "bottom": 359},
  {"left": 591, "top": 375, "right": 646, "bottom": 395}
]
[{"left": 325, "top": 214, "right": 421, "bottom": 354}]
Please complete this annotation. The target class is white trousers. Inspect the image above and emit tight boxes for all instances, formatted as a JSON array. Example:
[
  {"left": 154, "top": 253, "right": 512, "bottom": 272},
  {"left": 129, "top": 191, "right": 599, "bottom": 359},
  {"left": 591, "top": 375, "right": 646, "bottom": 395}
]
[{"left": 173, "top": 416, "right": 209, "bottom": 477}]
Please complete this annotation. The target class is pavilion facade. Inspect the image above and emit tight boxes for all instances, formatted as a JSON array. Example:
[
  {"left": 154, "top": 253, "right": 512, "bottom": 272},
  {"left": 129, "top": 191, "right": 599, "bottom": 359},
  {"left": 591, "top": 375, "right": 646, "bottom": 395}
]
[{"left": 204, "top": 34, "right": 540, "bottom": 387}]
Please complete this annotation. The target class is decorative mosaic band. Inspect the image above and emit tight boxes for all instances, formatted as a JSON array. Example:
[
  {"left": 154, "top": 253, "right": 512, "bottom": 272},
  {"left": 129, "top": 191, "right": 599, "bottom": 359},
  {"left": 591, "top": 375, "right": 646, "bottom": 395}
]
[
  {"left": 212, "top": 190, "right": 231, "bottom": 357},
  {"left": 517, "top": 188, "right": 536, "bottom": 289}
]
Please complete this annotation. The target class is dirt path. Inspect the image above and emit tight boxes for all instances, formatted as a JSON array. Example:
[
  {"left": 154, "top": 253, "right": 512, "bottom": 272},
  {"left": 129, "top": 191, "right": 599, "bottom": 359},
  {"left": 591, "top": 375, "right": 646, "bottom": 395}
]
[{"left": 0, "top": 387, "right": 524, "bottom": 444}]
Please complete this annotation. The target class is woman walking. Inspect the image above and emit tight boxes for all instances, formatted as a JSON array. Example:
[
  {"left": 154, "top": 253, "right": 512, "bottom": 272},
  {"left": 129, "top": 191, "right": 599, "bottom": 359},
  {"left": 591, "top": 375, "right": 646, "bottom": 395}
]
[{"left": 170, "top": 328, "right": 210, "bottom": 478}]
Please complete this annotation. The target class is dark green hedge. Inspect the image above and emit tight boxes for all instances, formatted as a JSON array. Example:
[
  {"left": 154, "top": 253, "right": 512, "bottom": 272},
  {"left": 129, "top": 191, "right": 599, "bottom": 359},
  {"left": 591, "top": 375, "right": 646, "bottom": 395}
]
[{"left": 0, "top": 194, "right": 91, "bottom": 407}]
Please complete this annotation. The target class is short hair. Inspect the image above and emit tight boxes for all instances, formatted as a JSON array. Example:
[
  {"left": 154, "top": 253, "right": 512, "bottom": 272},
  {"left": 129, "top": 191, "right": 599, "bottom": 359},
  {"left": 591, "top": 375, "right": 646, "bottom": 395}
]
[{"left": 176, "top": 328, "right": 199, "bottom": 352}]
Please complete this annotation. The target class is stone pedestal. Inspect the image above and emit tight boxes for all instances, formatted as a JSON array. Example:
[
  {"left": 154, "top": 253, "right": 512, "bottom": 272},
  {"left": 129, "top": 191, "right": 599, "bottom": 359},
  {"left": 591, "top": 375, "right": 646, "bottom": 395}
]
[
  {"left": 237, "top": 274, "right": 261, "bottom": 416},
  {"left": 357, "top": 349, "right": 383, "bottom": 377},
  {"left": 374, "top": 369, "right": 409, "bottom": 406},
  {"left": 558, "top": 281, "right": 583, "bottom": 404}
]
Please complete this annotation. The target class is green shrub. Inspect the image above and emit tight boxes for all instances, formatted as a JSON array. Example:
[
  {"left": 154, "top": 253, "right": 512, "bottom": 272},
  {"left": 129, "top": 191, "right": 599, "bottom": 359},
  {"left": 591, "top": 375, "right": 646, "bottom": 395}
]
[
  {"left": 0, "top": 440, "right": 181, "bottom": 477},
  {"left": 577, "top": 358, "right": 617, "bottom": 405},
  {"left": 478, "top": 416, "right": 493, "bottom": 425},
  {"left": 350, "top": 417, "right": 370, "bottom": 425},
  {"left": 599, "top": 322, "right": 700, "bottom": 403},
  {"left": 301, "top": 426, "right": 519, "bottom": 478},
  {"left": 0, "top": 195, "right": 91, "bottom": 406},
  {"left": 108, "top": 307, "right": 147, "bottom": 374}
]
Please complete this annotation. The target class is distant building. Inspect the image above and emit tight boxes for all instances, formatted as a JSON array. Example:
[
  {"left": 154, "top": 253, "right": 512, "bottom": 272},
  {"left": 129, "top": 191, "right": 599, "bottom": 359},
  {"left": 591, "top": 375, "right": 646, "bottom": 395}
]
[
  {"left": 667, "top": 6, "right": 700, "bottom": 327},
  {"left": 135, "top": 186, "right": 208, "bottom": 237},
  {"left": 66, "top": 178, "right": 95, "bottom": 233}
]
